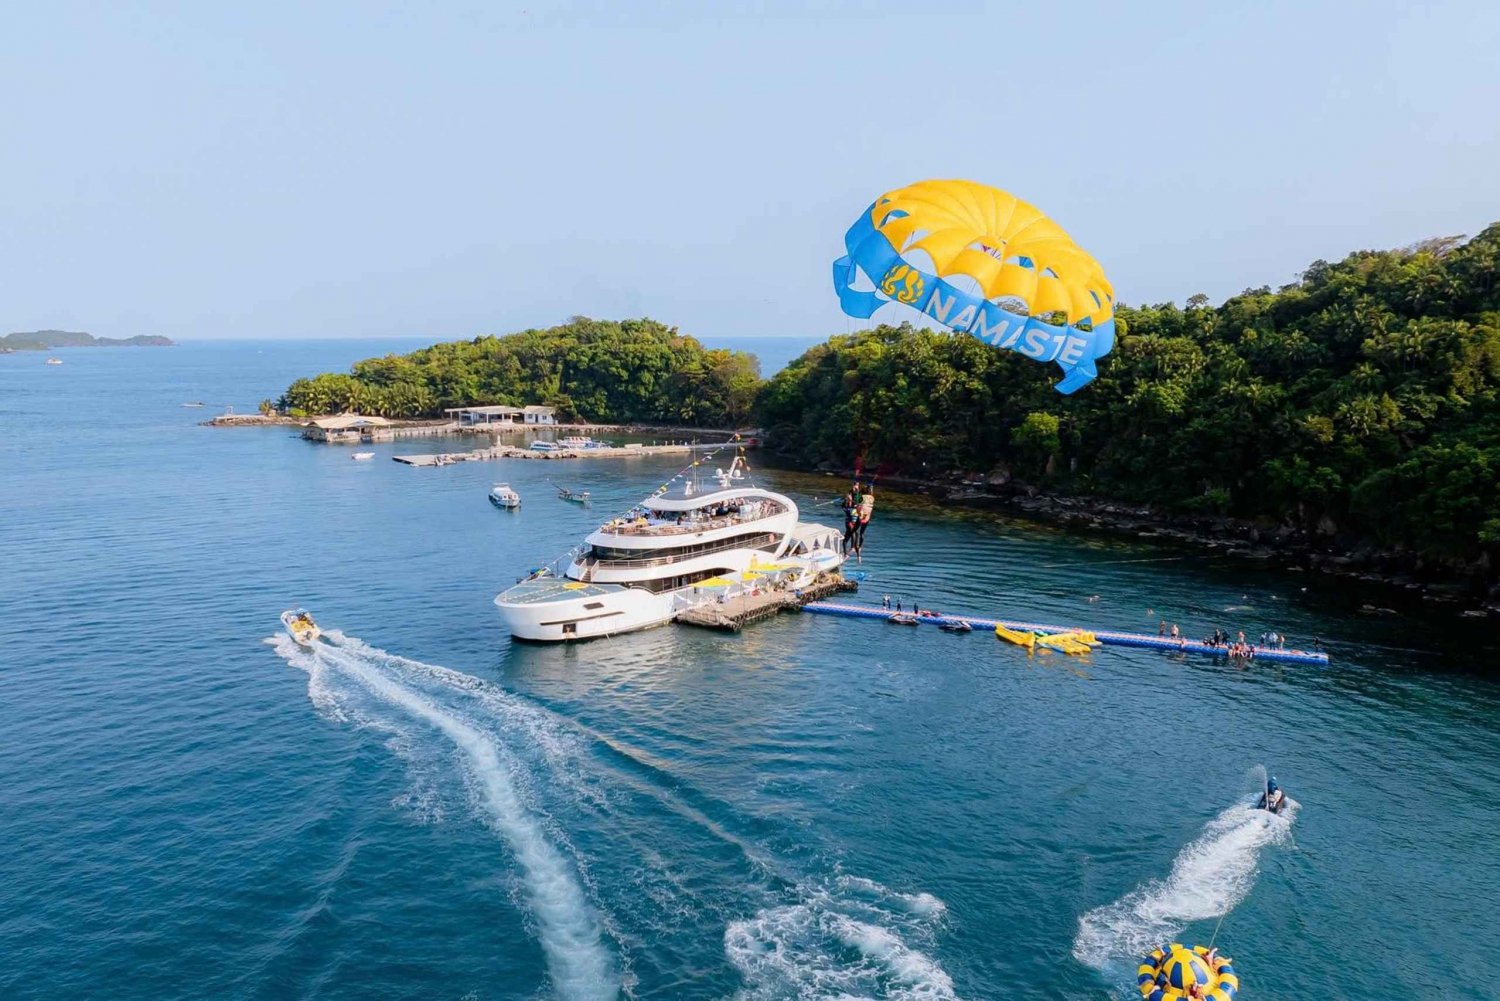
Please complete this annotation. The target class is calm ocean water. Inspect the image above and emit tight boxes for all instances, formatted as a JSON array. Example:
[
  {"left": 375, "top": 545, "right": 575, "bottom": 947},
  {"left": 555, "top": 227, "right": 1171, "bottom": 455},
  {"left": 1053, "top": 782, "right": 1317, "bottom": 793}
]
[{"left": 2, "top": 339, "right": 1498, "bottom": 1000}]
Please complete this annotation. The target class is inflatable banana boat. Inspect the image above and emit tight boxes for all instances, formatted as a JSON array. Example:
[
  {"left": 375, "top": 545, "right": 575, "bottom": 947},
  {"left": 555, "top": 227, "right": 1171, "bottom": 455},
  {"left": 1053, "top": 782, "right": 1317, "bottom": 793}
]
[{"left": 995, "top": 623, "right": 1098, "bottom": 655}]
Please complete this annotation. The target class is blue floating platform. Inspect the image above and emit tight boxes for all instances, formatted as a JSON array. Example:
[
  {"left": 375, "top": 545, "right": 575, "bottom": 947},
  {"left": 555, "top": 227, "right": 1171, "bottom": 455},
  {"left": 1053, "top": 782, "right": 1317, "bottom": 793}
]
[{"left": 801, "top": 601, "right": 1329, "bottom": 665}]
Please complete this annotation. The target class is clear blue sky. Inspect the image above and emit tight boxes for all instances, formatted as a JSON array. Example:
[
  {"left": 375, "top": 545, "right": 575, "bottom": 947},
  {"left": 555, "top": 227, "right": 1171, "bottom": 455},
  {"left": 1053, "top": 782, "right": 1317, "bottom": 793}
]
[{"left": 4, "top": 0, "right": 1497, "bottom": 342}]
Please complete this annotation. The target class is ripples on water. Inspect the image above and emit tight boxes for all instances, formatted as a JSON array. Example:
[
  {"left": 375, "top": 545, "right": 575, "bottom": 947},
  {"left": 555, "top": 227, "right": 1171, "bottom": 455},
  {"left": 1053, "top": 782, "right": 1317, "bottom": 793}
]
[{"left": 3, "top": 342, "right": 1499, "bottom": 1000}]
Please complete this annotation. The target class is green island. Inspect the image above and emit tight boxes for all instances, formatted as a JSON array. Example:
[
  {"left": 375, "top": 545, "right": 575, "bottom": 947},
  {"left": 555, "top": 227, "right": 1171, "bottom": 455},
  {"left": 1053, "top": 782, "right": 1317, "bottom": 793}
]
[
  {"left": 280, "top": 228, "right": 1500, "bottom": 591},
  {"left": 2, "top": 330, "right": 174, "bottom": 351}
]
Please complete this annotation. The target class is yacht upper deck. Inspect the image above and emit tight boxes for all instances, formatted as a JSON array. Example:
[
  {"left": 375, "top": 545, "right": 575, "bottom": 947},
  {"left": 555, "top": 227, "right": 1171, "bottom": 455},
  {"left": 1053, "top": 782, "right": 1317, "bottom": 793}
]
[{"left": 599, "top": 493, "right": 790, "bottom": 539}]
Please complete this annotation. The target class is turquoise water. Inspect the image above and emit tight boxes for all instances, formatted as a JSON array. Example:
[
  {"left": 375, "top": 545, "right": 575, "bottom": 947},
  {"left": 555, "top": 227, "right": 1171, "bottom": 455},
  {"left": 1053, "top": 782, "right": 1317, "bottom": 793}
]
[{"left": 3, "top": 341, "right": 1498, "bottom": 1000}]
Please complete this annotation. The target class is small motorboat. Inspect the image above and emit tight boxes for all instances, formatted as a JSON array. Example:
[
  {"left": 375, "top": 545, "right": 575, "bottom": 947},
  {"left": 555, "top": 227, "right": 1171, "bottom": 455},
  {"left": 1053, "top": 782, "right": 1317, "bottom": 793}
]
[
  {"left": 557, "top": 487, "right": 590, "bottom": 504},
  {"left": 181, "top": 401, "right": 205, "bottom": 408},
  {"left": 529, "top": 440, "right": 562, "bottom": 453},
  {"left": 280, "top": 608, "right": 321, "bottom": 646},
  {"left": 46, "top": 357, "right": 63, "bottom": 365},
  {"left": 351, "top": 451, "right": 375, "bottom": 461},
  {"left": 939, "top": 619, "right": 973, "bottom": 633},
  {"left": 489, "top": 483, "right": 521, "bottom": 509},
  {"left": 888, "top": 612, "right": 920, "bottom": 626}
]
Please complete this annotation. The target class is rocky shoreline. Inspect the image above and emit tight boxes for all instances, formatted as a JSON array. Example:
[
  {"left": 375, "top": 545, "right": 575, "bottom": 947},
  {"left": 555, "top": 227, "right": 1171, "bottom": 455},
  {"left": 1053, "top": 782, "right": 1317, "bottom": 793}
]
[{"left": 809, "top": 466, "right": 1499, "bottom": 620}]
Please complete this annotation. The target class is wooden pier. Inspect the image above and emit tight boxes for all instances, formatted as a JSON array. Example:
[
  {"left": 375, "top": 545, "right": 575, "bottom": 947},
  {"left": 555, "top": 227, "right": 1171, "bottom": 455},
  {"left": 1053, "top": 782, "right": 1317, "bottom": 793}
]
[{"left": 674, "top": 573, "right": 858, "bottom": 632}]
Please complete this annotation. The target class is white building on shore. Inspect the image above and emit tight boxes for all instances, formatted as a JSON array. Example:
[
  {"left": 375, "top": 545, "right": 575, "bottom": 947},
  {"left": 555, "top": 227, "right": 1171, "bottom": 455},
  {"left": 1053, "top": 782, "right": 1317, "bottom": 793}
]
[{"left": 446, "top": 404, "right": 557, "bottom": 427}]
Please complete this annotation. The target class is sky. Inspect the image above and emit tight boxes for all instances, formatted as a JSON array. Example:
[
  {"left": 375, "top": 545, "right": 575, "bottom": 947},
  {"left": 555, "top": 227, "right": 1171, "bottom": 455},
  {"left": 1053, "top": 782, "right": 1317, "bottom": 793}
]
[{"left": 3, "top": 0, "right": 1498, "bottom": 342}]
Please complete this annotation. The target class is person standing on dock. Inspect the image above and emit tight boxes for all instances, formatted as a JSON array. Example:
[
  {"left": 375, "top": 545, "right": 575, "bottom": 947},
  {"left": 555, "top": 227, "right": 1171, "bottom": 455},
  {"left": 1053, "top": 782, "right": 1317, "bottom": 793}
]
[{"left": 882, "top": 594, "right": 891, "bottom": 609}]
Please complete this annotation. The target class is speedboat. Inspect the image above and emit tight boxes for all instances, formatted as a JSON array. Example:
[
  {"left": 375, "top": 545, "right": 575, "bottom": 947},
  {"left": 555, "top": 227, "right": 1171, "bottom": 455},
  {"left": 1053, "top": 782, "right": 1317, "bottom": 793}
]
[
  {"left": 529, "top": 440, "right": 562, "bottom": 453},
  {"left": 888, "top": 612, "right": 920, "bottom": 626},
  {"left": 494, "top": 455, "right": 845, "bottom": 641},
  {"left": 280, "top": 608, "right": 321, "bottom": 646},
  {"left": 351, "top": 451, "right": 375, "bottom": 461},
  {"left": 46, "top": 357, "right": 63, "bottom": 365},
  {"left": 489, "top": 483, "right": 521, "bottom": 509},
  {"left": 939, "top": 619, "right": 973, "bottom": 633}
]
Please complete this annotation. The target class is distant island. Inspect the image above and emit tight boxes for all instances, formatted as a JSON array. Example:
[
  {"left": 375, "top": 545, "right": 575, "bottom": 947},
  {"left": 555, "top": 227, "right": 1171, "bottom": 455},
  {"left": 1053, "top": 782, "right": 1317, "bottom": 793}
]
[{"left": 2, "top": 330, "right": 175, "bottom": 352}]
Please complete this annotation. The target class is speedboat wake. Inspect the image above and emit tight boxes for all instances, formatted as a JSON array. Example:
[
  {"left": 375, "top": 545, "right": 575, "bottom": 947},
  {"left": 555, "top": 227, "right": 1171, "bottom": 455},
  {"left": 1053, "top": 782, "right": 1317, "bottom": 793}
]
[
  {"left": 1072, "top": 799, "right": 1296, "bottom": 981},
  {"left": 270, "top": 631, "right": 620, "bottom": 1001}
]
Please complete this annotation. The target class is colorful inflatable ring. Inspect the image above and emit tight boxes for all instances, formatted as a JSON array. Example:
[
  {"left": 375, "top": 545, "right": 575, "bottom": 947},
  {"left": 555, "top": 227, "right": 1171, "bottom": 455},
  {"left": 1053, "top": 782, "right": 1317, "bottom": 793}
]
[{"left": 1137, "top": 943, "right": 1239, "bottom": 1001}]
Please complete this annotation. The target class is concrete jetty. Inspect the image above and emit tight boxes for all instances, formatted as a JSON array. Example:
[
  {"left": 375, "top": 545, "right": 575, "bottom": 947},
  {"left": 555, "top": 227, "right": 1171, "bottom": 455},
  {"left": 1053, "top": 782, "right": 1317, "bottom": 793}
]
[
  {"left": 801, "top": 601, "right": 1330, "bottom": 665},
  {"left": 393, "top": 441, "right": 731, "bottom": 467}
]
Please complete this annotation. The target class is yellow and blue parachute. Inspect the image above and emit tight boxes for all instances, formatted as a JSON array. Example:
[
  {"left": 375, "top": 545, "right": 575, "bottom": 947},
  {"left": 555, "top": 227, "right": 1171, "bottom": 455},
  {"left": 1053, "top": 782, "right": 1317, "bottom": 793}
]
[{"left": 832, "top": 179, "right": 1115, "bottom": 393}]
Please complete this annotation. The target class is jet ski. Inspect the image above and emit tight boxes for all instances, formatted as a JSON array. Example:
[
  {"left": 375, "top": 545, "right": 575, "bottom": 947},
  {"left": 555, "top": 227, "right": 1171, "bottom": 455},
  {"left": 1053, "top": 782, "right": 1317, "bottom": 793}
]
[
  {"left": 280, "top": 608, "right": 321, "bottom": 646},
  {"left": 1256, "top": 778, "right": 1289, "bottom": 814}
]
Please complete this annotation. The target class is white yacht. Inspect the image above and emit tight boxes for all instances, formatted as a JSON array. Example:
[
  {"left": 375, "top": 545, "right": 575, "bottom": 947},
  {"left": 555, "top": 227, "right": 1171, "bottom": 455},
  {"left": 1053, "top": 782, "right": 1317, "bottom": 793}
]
[{"left": 494, "top": 458, "right": 844, "bottom": 641}]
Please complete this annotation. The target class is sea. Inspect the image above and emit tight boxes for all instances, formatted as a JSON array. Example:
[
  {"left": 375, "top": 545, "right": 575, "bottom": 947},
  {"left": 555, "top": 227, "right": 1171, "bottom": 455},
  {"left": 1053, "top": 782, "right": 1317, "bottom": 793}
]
[{"left": 2, "top": 338, "right": 1498, "bottom": 1000}]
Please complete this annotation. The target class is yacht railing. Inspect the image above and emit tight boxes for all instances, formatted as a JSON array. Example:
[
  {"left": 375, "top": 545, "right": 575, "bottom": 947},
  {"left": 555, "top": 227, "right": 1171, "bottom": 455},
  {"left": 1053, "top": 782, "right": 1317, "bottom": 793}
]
[
  {"left": 575, "top": 531, "right": 781, "bottom": 572},
  {"left": 601, "top": 501, "right": 787, "bottom": 538}
]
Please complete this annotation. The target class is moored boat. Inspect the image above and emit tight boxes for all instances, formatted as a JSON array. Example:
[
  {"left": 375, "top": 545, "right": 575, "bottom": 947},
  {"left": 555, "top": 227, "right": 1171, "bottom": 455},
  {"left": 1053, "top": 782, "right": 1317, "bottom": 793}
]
[
  {"left": 495, "top": 455, "right": 845, "bottom": 641},
  {"left": 489, "top": 483, "right": 521, "bottom": 509}
]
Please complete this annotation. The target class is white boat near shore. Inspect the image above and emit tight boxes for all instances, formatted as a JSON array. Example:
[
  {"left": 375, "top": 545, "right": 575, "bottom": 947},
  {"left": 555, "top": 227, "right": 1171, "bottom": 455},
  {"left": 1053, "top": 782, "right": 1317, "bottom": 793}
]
[
  {"left": 489, "top": 483, "right": 521, "bottom": 508},
  {"left": 494, "top": 457, "right": 845, "bottom": 641},
  {"left": 352, "top": 451, "right": 375, "bottom": 461}
]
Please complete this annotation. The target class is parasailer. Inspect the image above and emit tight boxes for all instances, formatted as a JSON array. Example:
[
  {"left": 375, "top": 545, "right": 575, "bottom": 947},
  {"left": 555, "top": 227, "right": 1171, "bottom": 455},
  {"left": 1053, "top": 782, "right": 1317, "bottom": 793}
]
[{"left": 832, "top": 179, "right": 1115, "bottom": 393}]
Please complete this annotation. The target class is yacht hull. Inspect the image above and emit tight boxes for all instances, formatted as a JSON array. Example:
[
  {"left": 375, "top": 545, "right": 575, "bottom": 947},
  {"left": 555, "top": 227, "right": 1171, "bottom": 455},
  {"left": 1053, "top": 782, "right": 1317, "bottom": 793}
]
[{"left": 494, "top": 586, "right": 676, "bottom": 642}]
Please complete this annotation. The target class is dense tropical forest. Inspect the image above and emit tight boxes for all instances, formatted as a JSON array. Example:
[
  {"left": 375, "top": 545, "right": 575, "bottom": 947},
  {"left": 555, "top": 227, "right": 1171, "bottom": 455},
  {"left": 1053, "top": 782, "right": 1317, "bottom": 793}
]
[
  {"left": 761, "top": 226, "right": 1500, "bottom": 565},
  {"left": 277, "top": 317, "right": 761, "bottom": 426},
  {"left": 281, "top": 227, "right": 1499, "bottom": 564}
]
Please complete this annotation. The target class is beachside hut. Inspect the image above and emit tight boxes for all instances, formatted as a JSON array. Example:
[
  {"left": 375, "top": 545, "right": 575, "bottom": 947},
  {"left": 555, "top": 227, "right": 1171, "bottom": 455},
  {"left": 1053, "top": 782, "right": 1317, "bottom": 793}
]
[
  {"left": 522, "top": 405, "right": 556, "bottom": 425},
  {"left": 302, "top": 414, "right": 393, "bottom": 443}
]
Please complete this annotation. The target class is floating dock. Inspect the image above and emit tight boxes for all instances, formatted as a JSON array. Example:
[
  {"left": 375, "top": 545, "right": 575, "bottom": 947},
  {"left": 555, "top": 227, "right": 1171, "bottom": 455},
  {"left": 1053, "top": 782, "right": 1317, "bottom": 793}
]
[
  {"left": 676, "top": 575, "right": 858, "bottom": 632},
  {"left": 801, "top": 601, "right": 1330, "bottom": 665}
]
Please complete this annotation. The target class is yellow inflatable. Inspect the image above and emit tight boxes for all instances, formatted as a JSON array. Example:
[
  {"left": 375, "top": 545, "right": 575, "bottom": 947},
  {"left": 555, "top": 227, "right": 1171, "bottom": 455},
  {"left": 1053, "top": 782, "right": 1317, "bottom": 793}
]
[
  {"left": 1137, "top": 944, "right": 1239, "bottom": 1001},
  {"left": 994, "top": 623, "right": 1037, "bottom": 649}
]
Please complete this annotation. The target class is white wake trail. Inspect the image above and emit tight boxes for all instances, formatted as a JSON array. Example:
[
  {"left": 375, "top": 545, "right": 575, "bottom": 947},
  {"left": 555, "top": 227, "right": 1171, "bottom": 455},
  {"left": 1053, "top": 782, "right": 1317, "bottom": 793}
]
[
  {"left": 725, "top": 874, "right": 957, "bottom": 1001},
  {"left": 1072, "top": 800, "right": 1296, "bottom": 973},
  {"left": 273, "top": 634, "right": 619, "bottom": 1001}
]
